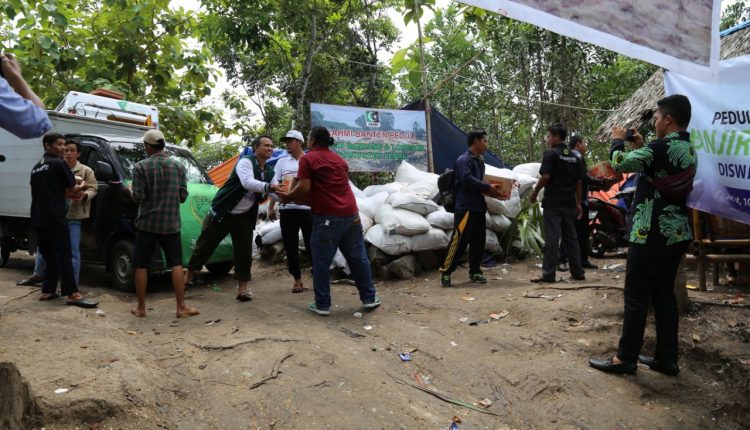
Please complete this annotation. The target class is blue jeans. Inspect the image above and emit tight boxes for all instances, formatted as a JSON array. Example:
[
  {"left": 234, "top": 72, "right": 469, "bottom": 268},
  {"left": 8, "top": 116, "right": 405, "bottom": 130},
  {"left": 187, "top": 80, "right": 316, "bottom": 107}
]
[
  {"left": 310, "top": 214, "right": 376, "bottom": 309},
  {"left": 33, "top": 220, "right": 82, "bottom": 285}
]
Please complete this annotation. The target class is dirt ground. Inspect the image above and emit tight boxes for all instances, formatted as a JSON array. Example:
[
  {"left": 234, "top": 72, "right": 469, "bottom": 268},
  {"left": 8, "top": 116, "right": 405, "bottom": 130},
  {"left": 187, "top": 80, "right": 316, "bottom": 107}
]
[{"left": 1, "top": 251, "right": 749, "bottom": 430}]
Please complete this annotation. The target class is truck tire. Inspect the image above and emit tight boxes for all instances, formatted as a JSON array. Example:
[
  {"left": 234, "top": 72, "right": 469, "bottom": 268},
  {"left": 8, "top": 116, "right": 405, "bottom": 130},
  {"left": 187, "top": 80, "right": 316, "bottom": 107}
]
[
  {"left": 206, "top": 261, "right": 234, "bottom": 276},
  {"left": 111, "top": 240, "right": 135, "bottom": 292},
  {"left": 0, "top": 238, "right": 10, "bottom": 267}
]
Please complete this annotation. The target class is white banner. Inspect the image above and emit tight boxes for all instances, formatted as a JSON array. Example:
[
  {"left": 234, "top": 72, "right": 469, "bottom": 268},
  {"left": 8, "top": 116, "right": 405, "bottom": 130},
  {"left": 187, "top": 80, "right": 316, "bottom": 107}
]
[
  {"left": 459, "top": 0, "right": 720, "bottom": 80},
  {"left": 664, "top": 55, "right": 750, "bottom": 225}
]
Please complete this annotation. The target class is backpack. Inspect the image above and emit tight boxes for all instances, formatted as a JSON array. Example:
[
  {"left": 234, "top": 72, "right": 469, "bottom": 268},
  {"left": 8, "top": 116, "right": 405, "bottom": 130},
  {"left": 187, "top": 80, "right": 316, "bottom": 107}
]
[{"left": 437, "top": 168, "right": 456, "bottom": 212}]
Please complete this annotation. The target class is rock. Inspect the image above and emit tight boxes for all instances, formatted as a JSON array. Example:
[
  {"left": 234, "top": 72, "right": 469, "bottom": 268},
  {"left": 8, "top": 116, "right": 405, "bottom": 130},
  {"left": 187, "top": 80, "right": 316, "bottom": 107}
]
[
  {"left": 0, "top": 362, "right": 42, "bottom": 429},
  {"left": 367, "top": 245, "right": 391, "bottom": 266},
  {"left": 415, "top": 251, "right": 442, "bottom": 271},
  {"left": 387, "top": 255, "right": 417, "bottom": 280},
  {"left": 261, "top": 241, "right": 285, "bottom": 265}
]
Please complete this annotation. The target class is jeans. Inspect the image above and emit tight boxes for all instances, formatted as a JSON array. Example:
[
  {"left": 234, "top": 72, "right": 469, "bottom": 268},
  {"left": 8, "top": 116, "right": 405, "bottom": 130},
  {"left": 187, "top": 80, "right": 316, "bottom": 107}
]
[
  {"left": 32, "top": 220, "right": 82, "bottom": 284},
  {"left": 310, "top": 214, "right": 376, "bottom": 309}
]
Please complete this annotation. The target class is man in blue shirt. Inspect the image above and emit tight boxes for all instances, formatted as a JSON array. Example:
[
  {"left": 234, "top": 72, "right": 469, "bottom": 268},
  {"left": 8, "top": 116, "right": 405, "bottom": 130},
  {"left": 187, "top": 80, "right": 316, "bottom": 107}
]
[
  {"left": 0, "top": 53, "right": 51, "bottom": 139},
  {"left": 439, "top": 129, "right": 503, "bottom": 288}
]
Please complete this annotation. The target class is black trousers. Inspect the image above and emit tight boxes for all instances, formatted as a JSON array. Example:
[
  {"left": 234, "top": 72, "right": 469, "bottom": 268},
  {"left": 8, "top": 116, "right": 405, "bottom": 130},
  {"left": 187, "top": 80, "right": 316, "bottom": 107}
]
[
  {"left": 616, "top": 240, "right": 689, "bottom": 364},
  {"left": 542, "top": 207, "right": 584, "bottom": 279},
  {"left": 37, "top": 225, "right": 78, "bottom": 296},
  {"left": 187, "top": 206, "right": 258, "bottom": 281},
  {"left": 559, "top": 205, "right": 590, "bottom": 264},
  {"left": 440, "top": 210, "right": 486, "bottom": 276},
  {"left": 280, "top": 209, "right": 313, "bottom": 280}
]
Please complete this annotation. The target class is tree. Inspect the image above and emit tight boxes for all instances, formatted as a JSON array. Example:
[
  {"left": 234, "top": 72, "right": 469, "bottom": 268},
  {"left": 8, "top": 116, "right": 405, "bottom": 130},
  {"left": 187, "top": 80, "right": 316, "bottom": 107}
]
[
  {"left": 199, "top": 0, "right": 399, "bottom": 133},
  {"left": 721, "top": 0, "right": 750, "bottom": 31},
  {"left": 0, "top": 0, "right": 228, "bottom": 146}
]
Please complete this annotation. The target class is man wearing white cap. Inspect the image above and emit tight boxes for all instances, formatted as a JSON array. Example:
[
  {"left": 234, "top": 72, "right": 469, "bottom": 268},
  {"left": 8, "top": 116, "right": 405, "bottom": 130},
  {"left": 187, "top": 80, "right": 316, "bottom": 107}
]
[
  {"left": 269, "top": 130, "right": 313, "bottom": 293},
  {"left": 130, "top": 129, "right": 198, "bottom": 318}
]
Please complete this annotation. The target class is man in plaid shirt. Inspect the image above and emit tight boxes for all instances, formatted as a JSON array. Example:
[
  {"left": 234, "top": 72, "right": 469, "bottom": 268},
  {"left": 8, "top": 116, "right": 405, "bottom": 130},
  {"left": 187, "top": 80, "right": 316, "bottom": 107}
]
[{"left": 130, "top": 129, "right": 199, "bottom": 318}]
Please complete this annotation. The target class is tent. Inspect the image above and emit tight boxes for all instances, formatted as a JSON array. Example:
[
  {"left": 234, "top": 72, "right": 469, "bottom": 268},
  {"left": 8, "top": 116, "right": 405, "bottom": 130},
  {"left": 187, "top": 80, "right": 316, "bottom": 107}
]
[{"left": 402, "top": 100, "right": 510, "bottom": 174}]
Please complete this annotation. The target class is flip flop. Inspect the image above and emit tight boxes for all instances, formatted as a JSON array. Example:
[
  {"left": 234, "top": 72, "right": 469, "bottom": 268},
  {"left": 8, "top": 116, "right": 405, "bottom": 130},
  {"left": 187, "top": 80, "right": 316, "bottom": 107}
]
[
  {"left": 292, "top": 282, "right": 305, "bottom": 293},
  {"left": 65, "top": 299, "right": 99, "bottom": 308},
  {"left": 236, "top": 291, "right": 253, "bottom": 302},
  {"left": 39, "top": 292, "right": 60, "bottom": 301}
]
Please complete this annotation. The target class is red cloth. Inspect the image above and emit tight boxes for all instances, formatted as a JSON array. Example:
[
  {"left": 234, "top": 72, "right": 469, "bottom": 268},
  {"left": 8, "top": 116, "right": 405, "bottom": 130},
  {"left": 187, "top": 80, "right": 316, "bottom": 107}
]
[{"left": 297, "top": 147, "right": 357, "bottom": 217}]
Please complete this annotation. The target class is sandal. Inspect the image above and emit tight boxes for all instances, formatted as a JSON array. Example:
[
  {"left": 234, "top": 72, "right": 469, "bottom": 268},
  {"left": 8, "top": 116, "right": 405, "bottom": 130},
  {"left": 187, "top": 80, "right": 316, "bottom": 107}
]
[
  {"left": 292, "top": 281, "right": 305, "bottom": 294},
  {"left": 236, "top": 291, "right": 253, "bottom": 302}
]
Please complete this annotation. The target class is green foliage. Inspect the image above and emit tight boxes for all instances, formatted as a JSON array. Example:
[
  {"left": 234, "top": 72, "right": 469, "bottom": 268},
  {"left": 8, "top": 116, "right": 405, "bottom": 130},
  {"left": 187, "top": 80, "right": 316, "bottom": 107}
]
[
  {"left": 0, "top": 0, "right": 227, "bottom": 147},
  {"left": 721, "top": 0, "right": 750, "bottom": 31},
  {"left": 501, "top": 198, "right": 544, "bottom": 258}
]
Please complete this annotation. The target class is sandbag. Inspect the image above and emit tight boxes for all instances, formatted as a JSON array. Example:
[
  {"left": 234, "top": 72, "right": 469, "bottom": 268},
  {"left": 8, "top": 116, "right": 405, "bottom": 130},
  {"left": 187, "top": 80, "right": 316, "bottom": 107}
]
[
  {"left": 363, "top": 182, "right": 405, "bottom": 197},
  {"left": 331, "top": 249, "right": 350, "bottom": 274},
  {"left": 485, "top": 229, "right": 501, "bottom": 253},
  {"left": 258, "top": 220, "right": 282, "bottom": 245},
  {"left": 387, "top": 191, "right": 439, "bottom": 215},
  {"left": 515, "top": 173, "right": 537, "bottom": 195},
  {"left": 374, "top": 204, "right": 430, "bottom": 236},
  {"left": 356, "top": 191, "right": 388, "bottom": 220},
  {"left": 396, "top": 160, "right": 439, "bottom": 199},
  {"left": 360, "top": 212, "right": 373, "bottom": 233},
  {"left": 349, "top": 180, "right": 366, "bottom": 198},
  {"left": 410, "top": 228, "right": 450, "bottom": 252},
  {"left": 365, "top": 224, "right": 412, "bottom": 256},
  {"left": 489, "top": 214, "right": 512, "bottom": 234},
  {"left": 513, "top": 162, "right": 541, "bottom": 178},
  {"left": 404, "top": 181, "right": 439, "bottom": 200},
  {"left": 426, "top": 207, "right": 454, "bottom": 230}
]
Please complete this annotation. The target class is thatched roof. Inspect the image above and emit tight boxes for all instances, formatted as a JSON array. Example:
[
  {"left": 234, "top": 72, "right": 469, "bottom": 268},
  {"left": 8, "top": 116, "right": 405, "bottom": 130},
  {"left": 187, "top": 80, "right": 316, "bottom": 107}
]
[{"left": 596, "top": 24, "right": 750, "bottom": 142}]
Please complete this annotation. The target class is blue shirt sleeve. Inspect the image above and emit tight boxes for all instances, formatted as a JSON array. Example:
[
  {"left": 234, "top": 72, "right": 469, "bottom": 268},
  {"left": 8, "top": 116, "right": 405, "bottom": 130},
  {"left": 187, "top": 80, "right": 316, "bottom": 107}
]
[
  {"left": 0, "top": 77, "right": 51, "bottom": 139},
  {"left": 457, "top": 156, "right": 490, "bottom": 192}
]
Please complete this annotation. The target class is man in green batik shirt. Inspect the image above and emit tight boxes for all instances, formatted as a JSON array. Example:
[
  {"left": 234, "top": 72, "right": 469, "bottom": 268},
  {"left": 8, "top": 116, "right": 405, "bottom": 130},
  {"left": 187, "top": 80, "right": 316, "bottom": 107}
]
[{"left": 589, "top": 95, "right": 696, "bottom": 377}]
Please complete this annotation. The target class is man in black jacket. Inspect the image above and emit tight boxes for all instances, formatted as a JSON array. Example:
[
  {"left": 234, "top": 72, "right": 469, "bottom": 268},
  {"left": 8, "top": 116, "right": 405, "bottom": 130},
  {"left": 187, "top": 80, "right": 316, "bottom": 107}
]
[
  {"left": 439, "top": 129, "right": 503, "bottom": 287},
  {"left": 184, "top": 136, "right": 277, "bottom": 301}
]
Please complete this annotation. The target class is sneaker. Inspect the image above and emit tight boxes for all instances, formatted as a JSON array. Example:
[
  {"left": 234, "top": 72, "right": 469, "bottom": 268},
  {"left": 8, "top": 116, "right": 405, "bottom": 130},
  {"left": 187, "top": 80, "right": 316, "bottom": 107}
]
[
  {"left": 440, "top": 273, "right": 451, "bottom": 288},
  {"left": 307, "top": 302, "right": 330, "bottom": 316},
  {"left": 469, "top": 273, "right": 487, "bottom": 284},
  {"left": 362, "top": 295, "right": 382, "bottom": 310}
]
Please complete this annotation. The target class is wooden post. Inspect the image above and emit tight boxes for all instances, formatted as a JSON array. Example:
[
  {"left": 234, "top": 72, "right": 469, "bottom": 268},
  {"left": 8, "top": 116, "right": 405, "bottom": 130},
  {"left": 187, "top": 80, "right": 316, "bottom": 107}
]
[{"left": 691, "top": 209, "right": 707, "bottom": 291}]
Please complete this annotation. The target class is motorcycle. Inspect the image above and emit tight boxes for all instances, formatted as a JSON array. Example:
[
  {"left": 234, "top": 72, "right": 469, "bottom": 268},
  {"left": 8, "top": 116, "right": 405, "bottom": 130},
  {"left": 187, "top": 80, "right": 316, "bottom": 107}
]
[{"left": 588, "top": 186, "right": 636, "bottom": 258}]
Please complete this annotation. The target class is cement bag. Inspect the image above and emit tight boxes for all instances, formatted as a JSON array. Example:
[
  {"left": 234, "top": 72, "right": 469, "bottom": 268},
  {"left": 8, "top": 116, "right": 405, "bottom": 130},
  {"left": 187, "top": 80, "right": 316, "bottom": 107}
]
[
  {"left": 365, "top": 224, "right": 412, "bottom": 256},
  {"left": 485, "top": 229, "right": 501, "bottom": 253},
  {"left": 359, "top": 212, "right": 373, "bottom": 233},
  {"left": 349, "top": 180, "right": 366, "bottom": 198},
  {"left": 515, "top": 173, "right": 537, "bottom": 196},
  {"left": 513, "top": 162, "right": 541, "bottom": 178},
  {"left": 411, "top": 228, "right": 450, "bottom": 252},
  {"left": 258, "top": 220, "right": 282, "bottom": 245},
  {"left": 374, "top": 204, "right": 430, "bottom": 236},
  {"left": 363, "top": 182, "right": 405, "bottom": 197},
  {"left": 396, "top": 160, "right": 439, "bottom": 199},
  {"left": 357, "top": 191, "right": 388, "bottom": 219},
  {"left": 490, "top": 214, "right": 512, "bottom": 234},
  {"left": 485, "top": 196, "right": 504, "bottom": 215},
  {"left": 387, "top": 191, "right": 439, "bottom": 215},
  {"left": 330, "top": 249, "right": 351, "bottom": 274},
  {"left": 426, "top": 207, "right": 454, "bottom": 230},
  {"left": 498, "top": 185, "right": 522, "bottom": 219}
]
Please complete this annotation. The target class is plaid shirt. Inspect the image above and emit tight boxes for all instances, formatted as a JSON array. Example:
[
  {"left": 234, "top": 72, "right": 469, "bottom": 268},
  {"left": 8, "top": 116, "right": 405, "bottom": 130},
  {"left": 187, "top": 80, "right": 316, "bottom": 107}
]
[{"left": 132, "top": 152, "right": 188, "bottom": 234}]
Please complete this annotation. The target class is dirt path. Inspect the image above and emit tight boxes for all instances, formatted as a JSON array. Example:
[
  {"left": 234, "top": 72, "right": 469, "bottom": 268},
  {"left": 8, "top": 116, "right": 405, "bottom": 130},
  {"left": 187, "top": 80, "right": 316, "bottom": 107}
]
[{"left": 1, "top": 253, "right": 748, "bottom": 429}]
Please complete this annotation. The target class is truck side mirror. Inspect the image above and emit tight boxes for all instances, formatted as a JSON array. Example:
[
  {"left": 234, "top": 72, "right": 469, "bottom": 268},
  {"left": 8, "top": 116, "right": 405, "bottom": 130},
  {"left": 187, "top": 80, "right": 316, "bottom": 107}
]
[
  {"left": 0, "top": 154, "right": 6, "bottom": 162},
  {"left": 95, "top": 161, "right": 114, "bottom": 181}
]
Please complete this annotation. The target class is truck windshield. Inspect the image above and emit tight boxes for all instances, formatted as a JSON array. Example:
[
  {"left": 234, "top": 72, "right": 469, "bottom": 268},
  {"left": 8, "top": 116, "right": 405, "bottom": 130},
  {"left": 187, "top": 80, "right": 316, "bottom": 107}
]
[{"left": 111, "top": 142, "right": 212, "bottom": 184}]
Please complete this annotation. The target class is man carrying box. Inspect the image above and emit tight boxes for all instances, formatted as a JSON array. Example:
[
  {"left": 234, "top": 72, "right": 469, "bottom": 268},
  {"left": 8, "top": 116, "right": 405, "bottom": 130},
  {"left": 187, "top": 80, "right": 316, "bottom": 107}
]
[{"left": 439, "top": 129, "right": 504, "bottom": 288}]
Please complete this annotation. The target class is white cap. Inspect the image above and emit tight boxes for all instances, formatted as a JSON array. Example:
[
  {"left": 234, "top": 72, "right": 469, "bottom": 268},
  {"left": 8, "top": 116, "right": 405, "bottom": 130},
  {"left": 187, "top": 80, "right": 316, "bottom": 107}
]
[
  {"left": 143, "top": 129, "right": 165, "bottom": 146},
  {"left": 281, "top": 130, "right": 304, "bottom": 142}
]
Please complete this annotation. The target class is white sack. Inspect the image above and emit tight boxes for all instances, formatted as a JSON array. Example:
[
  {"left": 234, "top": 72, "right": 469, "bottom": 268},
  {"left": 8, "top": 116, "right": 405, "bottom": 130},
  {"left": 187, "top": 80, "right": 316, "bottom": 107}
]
[
  {"left": 485, "top": 229, "right": 501, "bottom": 253},
  {"left": 512, "top": 162, "right": 541, "bottom": 178},
  {"left": 356, "top": 191, "right": 388, "bottom": 219},
  {"left": 396, "top": 160, "right": 439, "bottom": 199},
  {"left": 410, "top": 228, "right": 450, "bottom": 252},
  {"left": 349, "top": 180, "right": 366, "bottom": 198},
  {"left": 426, "top": 207, "right": 454, "bottom": 230},
  {"left": 515, "top": 173, "right": 537, "bottom": 195},
  {"left": 490, "top": 214, "right": 512, "bottom": 234},
  {"left": 330, "top": 249, "right": 351, "bottom": 274},
  {"left": 365, "top": 224, "right": 412, "bottom": 256},
  {"left": 374, "top": 204, "right": 430, "bottom": 236},
  {"left": 386, "top": 191, "right": 439, "bottom": 215},
  {"left": 363, "top": 182, "right": 405, "bottom": 197},
  {"left": 258, "top": 220, "right": 282, "bottom": 245},
  {"left": 359, "top": 212, "right": 373, "bottom": 233}
]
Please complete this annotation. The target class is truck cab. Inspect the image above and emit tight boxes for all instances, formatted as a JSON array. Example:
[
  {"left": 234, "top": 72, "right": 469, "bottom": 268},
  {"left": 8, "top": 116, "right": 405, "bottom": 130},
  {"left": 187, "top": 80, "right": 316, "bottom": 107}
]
[{"left": 0, "top": 111, "right": 234, "bottom": 290}]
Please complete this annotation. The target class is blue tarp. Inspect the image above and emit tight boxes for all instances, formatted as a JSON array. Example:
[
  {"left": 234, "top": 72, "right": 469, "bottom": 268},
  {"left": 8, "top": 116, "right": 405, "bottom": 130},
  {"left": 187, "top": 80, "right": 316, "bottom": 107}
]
[{"left": 402, "top": 100, "right": 510, "bottom": 173}]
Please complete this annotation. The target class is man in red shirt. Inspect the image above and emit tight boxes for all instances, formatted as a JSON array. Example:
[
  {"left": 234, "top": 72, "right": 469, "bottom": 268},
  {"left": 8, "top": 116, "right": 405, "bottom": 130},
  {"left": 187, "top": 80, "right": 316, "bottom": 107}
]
[{"left": 279, "top": 126, "right": 380, "bottom": 316}]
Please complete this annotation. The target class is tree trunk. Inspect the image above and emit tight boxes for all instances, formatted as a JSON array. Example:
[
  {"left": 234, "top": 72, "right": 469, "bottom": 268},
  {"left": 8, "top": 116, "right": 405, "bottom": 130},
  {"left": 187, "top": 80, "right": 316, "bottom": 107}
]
[{"left": 297, "top": 15, "right": 318, "bottom": 128}]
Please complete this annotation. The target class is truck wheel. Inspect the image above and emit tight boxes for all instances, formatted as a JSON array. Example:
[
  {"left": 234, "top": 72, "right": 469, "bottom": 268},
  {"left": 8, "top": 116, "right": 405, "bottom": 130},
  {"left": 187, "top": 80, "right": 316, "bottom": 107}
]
[
  {"left": 111, "top": 240, "right": 135, "bottom": 291},
  {"left": 0, "top": 238, "right": 10, "bottom": 267},
  {"left": 206, "top": 261, "right": 234, "bottom": 276}
]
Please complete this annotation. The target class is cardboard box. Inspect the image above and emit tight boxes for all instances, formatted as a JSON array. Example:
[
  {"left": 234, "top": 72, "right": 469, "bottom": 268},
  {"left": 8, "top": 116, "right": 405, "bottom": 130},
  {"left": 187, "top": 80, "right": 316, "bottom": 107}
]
[{"left": 484, "top": 174, "right": 514, "bottom": 200}]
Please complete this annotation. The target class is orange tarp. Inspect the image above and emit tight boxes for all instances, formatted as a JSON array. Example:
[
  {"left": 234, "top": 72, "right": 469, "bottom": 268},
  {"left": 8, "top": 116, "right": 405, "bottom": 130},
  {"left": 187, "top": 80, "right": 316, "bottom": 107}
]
[
  {"left": 590, "top": 173, "right": 632, "bottom": 204},
  {"left": 208, "top": 154, "right": 239, "bottom": 188}
]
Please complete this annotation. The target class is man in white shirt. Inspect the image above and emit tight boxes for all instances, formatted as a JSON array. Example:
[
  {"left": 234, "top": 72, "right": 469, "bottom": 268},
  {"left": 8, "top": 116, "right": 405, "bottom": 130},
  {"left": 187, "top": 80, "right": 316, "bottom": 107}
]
[
  {"left": 269, "top": 130, "right": 313, "bottom": 293},
  {"left": 184, "top": 136, "right": 277, "bottom": 301}
]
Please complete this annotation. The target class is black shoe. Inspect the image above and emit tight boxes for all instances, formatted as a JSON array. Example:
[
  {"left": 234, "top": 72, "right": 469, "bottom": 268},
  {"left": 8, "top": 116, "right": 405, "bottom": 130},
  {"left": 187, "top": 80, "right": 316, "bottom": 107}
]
[
  {"left": 469, "top": 273, "right": 487, "bottom": 284},
  {"left": 440, "top": 273, "right": 451, "bottom": 288},
  {"left": 638, "top": 355, "right": 680, "bottom": 376},
  {"left": 588, "top": 357, "right": 637, "bottom": 375},
  {"left": 582, "top": 261, "right": 598, "bottom": 269},
  {"left": 571, "top": 274, "right": 586, "bottom": 281},
  {"left": 530, "top": 277, "right": 556, "bottom": 283}
]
